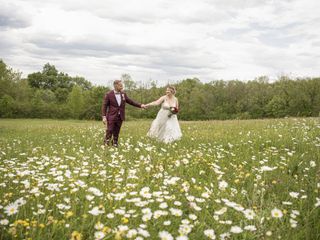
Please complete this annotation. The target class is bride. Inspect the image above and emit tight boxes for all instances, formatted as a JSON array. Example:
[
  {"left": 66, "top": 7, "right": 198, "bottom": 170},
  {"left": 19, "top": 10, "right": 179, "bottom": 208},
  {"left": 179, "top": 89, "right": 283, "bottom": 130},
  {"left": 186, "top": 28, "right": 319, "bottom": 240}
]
[{"left": 145, "top": 86, "right": 182, "bottom": 143}]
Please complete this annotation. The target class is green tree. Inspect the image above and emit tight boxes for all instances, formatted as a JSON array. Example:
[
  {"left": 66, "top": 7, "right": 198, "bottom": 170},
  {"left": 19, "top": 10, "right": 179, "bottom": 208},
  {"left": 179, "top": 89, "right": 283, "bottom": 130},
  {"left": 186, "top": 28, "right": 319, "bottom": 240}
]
[
  {"left": 0, "top": 59, "right": 22, "bottom": 97},
  {"left": 67, "top": 85, "right": 84, "bottom": 119},
  {"left": 0, "top": 94, "right": 15, "bottom": 117},
  {"left": 121, "top": 73, "right": 137, "bottom": 91},
  {"left": 81, "top": 86, "right": 109, "bottom": 120}
]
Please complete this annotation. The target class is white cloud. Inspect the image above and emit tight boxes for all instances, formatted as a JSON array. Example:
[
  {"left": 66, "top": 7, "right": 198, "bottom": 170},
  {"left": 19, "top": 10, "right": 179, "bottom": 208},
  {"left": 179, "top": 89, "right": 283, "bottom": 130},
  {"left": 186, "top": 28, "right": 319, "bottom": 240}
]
[{"left": 0, "top": 0, "right": 319, "bottom": 85}]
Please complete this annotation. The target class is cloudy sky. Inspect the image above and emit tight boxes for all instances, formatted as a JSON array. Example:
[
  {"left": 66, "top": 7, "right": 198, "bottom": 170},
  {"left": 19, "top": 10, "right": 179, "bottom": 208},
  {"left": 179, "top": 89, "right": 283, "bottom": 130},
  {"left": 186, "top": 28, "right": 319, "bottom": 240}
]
[{"left": 1, "top": 0, "right": 319, "bottom": 86}]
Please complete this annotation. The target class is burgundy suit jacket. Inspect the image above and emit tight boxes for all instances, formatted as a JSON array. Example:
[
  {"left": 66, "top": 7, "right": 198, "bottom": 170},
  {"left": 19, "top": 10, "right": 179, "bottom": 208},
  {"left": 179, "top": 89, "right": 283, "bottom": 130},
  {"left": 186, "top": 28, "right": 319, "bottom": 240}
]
[{"left": 101, "top": 90, "right": 141, "bottom": 121}]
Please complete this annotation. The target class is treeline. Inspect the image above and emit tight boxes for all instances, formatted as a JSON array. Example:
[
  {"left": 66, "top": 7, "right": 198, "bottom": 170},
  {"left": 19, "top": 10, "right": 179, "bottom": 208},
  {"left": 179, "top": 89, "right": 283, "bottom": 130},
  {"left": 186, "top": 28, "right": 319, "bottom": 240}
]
[{"left": 1, "top": 60, "right": 320, "bottom": 120}]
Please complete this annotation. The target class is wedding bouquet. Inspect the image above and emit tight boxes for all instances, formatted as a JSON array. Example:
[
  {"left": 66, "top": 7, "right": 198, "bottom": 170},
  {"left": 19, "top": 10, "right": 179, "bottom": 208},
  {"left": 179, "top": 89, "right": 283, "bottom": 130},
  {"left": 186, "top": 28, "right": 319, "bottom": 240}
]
[{"left": 168, "top": 107, "right": 179, "bottom": 117}]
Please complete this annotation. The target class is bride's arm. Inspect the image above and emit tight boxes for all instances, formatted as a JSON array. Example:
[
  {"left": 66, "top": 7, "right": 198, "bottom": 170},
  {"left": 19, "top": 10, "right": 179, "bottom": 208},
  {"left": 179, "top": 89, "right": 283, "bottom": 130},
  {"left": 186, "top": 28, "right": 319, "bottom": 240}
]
[{"left": 146, "top": 96, "right": 165, "bottom": 107}]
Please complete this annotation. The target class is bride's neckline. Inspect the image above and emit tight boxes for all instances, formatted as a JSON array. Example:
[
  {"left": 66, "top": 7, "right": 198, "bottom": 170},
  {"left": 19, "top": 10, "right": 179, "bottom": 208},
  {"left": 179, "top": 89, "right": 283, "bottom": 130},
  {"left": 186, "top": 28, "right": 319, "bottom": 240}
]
[{"left": 164, "top": 96, "right": 176, "bottom": 107}]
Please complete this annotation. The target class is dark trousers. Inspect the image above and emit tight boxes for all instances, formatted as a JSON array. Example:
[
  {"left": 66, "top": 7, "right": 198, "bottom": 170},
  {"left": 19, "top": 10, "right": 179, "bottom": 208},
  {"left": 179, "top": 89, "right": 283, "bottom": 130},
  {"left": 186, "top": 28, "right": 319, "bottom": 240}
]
[{"left": 105, "top": 115, "right": 123, "bottom": 146}]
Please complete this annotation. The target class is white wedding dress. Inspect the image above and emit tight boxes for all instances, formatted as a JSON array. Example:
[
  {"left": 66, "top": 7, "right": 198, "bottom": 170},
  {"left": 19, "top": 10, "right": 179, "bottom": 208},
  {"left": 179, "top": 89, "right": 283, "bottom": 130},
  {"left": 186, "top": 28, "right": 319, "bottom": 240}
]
[{"left": 147, "top": 97, "right": 182, "bottom": 143}]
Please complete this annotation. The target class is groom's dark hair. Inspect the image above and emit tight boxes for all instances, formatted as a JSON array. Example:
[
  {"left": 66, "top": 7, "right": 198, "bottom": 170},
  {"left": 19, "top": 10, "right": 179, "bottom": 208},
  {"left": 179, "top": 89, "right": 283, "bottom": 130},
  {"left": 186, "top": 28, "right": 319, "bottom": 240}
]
[{"left": 113, "top": 80, "right": 122, "bottom": 86}]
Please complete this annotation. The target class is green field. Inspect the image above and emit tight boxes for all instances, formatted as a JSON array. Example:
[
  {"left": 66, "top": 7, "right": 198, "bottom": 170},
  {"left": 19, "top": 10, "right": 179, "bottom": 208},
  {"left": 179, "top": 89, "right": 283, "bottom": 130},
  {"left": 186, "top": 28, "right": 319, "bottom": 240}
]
[{"left": 0, "top": 118, "right": 319, "bottom": 240}]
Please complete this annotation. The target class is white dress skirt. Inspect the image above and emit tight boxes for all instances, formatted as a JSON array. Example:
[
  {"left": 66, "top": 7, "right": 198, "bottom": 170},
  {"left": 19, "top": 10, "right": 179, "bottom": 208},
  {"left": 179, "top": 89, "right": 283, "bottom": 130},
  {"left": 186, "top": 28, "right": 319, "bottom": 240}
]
[{"left": 147, "top": 101, "right": 182, "bottom": 143}]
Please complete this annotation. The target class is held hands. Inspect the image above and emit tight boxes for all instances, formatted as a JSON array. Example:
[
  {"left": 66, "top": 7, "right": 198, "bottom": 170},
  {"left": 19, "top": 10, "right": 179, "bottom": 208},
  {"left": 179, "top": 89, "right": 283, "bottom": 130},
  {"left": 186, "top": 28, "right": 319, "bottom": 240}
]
[{"left": 141, "top": 104, "right": 149, "bottom": 109}]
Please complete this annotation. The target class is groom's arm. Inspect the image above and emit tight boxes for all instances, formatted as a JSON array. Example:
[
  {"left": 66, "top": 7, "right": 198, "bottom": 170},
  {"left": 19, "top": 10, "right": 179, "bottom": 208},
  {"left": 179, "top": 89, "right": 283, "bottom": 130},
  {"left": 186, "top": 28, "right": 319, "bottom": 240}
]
[
  {"left": 124, "top": 93, "right": 142, "bottom": 108},
  {"left": 101, "top": 93, "right": 110, "bottom": 122}
]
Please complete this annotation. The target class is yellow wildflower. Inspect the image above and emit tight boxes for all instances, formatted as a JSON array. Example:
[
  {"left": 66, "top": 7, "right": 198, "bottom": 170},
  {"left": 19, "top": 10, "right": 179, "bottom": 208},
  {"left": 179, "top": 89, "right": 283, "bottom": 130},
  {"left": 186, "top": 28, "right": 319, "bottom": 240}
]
[
  {"left": 121, "top": 217, "right": 129, "bottom": 224},
  {"left": 70, "top": 231, "right": 82, "bottom": 240},
  {"left": 66, "top": 211, "right": 74, "bottom": 218},
  {"left": 103, "top": 226, "right": 111, "bottom": 233}
]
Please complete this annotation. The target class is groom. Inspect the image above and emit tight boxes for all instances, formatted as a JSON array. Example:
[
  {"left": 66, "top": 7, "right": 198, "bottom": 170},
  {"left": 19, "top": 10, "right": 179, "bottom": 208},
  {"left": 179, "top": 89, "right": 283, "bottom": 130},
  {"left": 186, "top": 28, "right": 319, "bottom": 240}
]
[{"left": 101, "top": 80, "right": 146, "bottom": 147}]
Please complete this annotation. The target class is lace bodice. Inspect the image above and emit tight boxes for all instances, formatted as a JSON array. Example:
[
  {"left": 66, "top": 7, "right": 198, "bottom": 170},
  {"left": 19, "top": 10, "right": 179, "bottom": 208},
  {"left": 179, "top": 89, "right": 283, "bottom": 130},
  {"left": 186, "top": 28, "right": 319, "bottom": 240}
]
[{"left": 161, "top": 97, "right": 177, "bottom": 110}]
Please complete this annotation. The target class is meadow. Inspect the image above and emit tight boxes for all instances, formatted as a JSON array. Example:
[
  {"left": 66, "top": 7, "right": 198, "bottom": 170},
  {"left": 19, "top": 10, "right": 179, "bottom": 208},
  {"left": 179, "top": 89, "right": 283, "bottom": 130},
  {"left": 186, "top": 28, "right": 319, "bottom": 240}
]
[{"left": 0, "top": 118, "right": 319, "bottom": 240}]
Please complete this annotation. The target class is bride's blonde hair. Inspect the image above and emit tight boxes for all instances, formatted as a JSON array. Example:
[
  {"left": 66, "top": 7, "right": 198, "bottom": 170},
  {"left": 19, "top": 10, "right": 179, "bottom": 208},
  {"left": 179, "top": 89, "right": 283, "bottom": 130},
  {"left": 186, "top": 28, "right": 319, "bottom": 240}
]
[{"left": 167, "top": 86, "right": 176, "bottom": 95}]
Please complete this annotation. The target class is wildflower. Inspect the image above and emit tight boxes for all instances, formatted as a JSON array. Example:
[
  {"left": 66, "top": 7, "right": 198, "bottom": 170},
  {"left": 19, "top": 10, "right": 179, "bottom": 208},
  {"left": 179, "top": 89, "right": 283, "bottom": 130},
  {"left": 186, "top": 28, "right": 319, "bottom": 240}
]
[
  {"left": 66, "top": 211, "right": 74, "bottom": 218},
  {"left": 266, "top": 231, "right": 272, "bottom": 236},
  {"left": 260, "top": 166, "right": 277, "bottom": 172},
  {"left": 230, "top": 226, "right": 243, "bottom": 233},
  {"left": 289, "top": 192, "right": 299, "bottom": 198},
  {"left": 204, "top": 229, "right": 216, "bottom": 239},
  {"left": 243, "top": 209, "right": 255, "bottom": 220},
  {"left": 154, "top": 210, "right": 168, "bottom": 219},
  {"left": 169, "top": 208, "right": 183, "bottom": 216},
  {"left": 218, "top": 181, "right": 228, "bottom": 190},
  {"left": 0, "top": 219, "right": 9, "bottom": 225},
  {"left": 214, "top": 207, "right": 227, "bottom": 215},
  {"left": 244, "top": 225, "right": 256, "bottom": 231},
  {"left": 126, "top": 229, "right": 137, "bottom": 238},
  {"left": 290, "top": 218, "right": 298, "bottom": 228},
  {"left": 159, "top": 231, "right": 173, "bottom": 240},
  {"left": 94, "top": 222, "right": 104, "bottom": 230},
  {"left": 178, "top": 224, "right": 193, "bottom": 235},
  {"left": 177, "top": 236, "right": 188, "bottom": 240},
  {"left": 159, "top": 202, "right": 168, "bottom": 209},
  {"left": 88, "top": 207, "right": 104, "bottom": 216},
  {"left": 271, "top": 208, "right": 283, "bottom": 218},
  {"left": 94, "top": 231, "right": 105, "bottom": 240},
  {"left": 201, "top": 192, "right": 210, "bottom": 198},
  {"left": 121, "top": 217, "right": 129, "bottom": 224},
  {"left": 140, "top": 187, "right": 152, "bottom": 198},
  {"left": 88, "top": 187, "right": 103, "bottom": 197},
  {"left": 220, "top": 232, "right": 230, "bottom": 240},
  {"left": 4, "top": 203, "right": 19, "bottom": 216},
  {"left": 70, "top": 231, "right": 82, "bottom": 240},
  {"left": 142, "top": 212, "right": 152, "bottom": 222},
  {"left": 86, "top": 195, "right": 95, "bottom": 201},
  {"left": 163, "top": 220, "right": 171, "bottom": 226},
  {"left": 138, "top": 228, "right": 150, "bottom": 237}
]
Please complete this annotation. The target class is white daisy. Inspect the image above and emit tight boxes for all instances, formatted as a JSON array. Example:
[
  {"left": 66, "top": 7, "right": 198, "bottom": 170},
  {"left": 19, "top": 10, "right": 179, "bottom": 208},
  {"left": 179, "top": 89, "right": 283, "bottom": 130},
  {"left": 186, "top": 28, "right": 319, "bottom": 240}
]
[
  {"left": 289, "top": 192, "right": 299, "bottom": 198},
  {"left": 94, "top": 231, "right": 105, "bottom": 240},
  {"left": 0, "top": 219, "right": 9, "bottom": 225},
  {"left": 4, "top": 203, "right": 19, "bottom": 216},
  {"left": 126, "top": 229, "right": 138, "bottom": 238},
  {"left": 88, "top": 207, "right": 104, "bottom": 216},
  {"left": 170, "top": 208, "right": 183, "bottom": 216},
  {"left": 230, "top": 226, "right": 243, "bottom": 234},
  {"left": 176, "top": 236, "right": 188, "bottom": 240},
  {"left": 244, "top": 225, "right": 257, "bottom": 231},
  {"left": 243, "top": 209, "right": 255, "bottom": 220},
  {"left": 94, "top": 222, "right": 104, "bottom": 230},
  {"left": 271, "top": 208, "right": 283, "bottom": 218},
  {"left": 163, "top": 220, "right": 171, "bottom": 226},
  {"left": 218, "top": 181, "right": 228, "bottom": 190},
  {"left": 204, "top": 229, "right": 216, "bottom": 239},
  {"left": 159, "top": 231, "right": 173, "bottom": 240}
]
